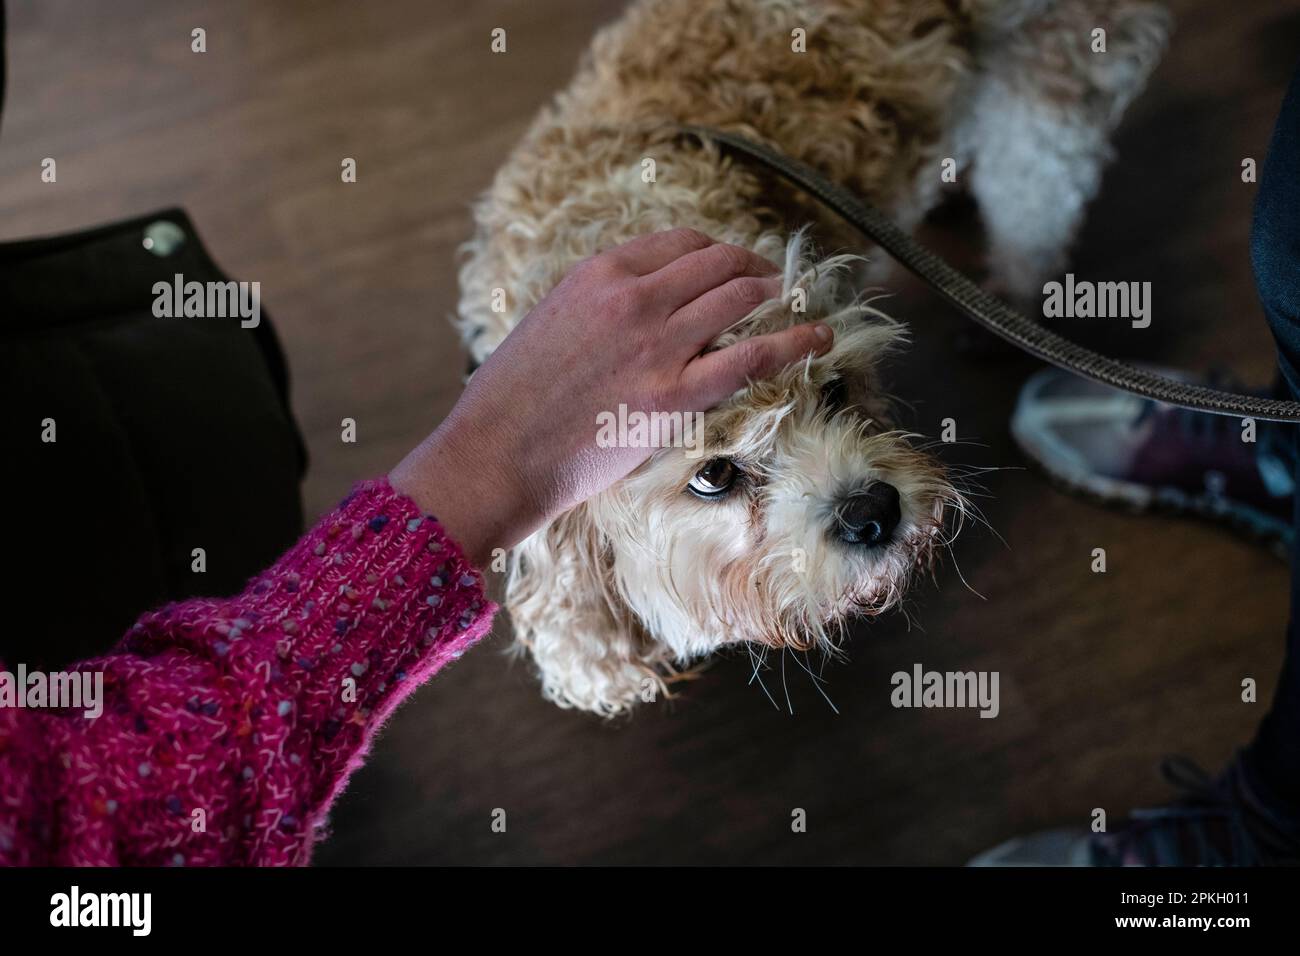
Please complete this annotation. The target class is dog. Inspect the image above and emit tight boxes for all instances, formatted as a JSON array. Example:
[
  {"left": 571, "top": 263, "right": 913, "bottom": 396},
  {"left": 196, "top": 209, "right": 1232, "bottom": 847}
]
[{"left": 457, "top": 0, "right": 1170, "bottom": 715}]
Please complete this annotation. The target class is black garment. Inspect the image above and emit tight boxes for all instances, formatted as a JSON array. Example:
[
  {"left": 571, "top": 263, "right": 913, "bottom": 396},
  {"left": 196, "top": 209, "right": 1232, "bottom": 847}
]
[
  {"left": 0, "top": 211, "right": 306, "bottom": 668},
  {"left": 1245, "top": 62, "right": 1300, "bottom": 814},
  {"left": 0, "top": 0, "right": 303, "bottom": 668}
]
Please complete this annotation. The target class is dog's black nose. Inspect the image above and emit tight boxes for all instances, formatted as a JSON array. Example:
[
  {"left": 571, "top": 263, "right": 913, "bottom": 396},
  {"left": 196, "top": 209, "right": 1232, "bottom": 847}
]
[{"left": 835, "top": 482, "right": 901, "bottom": 546}]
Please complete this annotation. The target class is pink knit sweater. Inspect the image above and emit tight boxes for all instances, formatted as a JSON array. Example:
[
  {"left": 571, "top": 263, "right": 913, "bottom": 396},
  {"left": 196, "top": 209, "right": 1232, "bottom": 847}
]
[{"left": 0, "top": 479, "right": 496, "bottom": 865}]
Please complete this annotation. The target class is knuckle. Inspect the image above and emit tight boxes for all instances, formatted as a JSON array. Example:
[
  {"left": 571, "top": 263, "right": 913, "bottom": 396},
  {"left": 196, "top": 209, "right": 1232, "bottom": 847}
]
[
  {"left": 712, "top": 243, "right": 752, "bottom": 276},
  {"left": 670, "top": 227, "right": 713, "bottom": 252},
  {"left": 607, "top": 280, "right": 649, "bottom": 317},
  {"left": 645, "top": 376, "right": 678, "bottom": 414},
  {"left": 738, "top": 338, "right": 773, "bottom": 374},
  {"left": 583, "top": 252, "right": 623, "bottom": 282},
  {"left": 728, "top": 277, "right": 774, "bottom": 310}
]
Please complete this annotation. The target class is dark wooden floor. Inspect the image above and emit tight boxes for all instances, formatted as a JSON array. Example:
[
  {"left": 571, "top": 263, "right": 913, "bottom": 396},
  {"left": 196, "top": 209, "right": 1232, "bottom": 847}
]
[{"left": 2, "top": 0, "right": 1298, "bottom": 864}]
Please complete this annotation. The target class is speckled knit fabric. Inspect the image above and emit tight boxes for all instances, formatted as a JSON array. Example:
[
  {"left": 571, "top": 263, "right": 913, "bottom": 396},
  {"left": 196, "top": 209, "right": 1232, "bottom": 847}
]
[{"left": 0, "top": 478, "right": 496, "bottom": 865}]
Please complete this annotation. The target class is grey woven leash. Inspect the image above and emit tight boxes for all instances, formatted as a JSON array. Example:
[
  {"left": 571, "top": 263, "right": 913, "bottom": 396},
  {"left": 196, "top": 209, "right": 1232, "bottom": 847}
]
[{"left": 681, "top": 125, "right": 1300, "bottom": 423}]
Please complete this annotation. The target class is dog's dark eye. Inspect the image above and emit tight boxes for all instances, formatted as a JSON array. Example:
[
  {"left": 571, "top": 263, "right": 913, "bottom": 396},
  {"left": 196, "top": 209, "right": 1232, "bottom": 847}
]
[{"left": 688, "top": 458, "right": 738, "bottom": 499}]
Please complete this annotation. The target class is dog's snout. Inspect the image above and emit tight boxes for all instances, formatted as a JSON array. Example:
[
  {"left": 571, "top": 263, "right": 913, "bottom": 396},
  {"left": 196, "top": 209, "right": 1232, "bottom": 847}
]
[{"left": 835, "top": 482, "right": 901, "bottom": 547}]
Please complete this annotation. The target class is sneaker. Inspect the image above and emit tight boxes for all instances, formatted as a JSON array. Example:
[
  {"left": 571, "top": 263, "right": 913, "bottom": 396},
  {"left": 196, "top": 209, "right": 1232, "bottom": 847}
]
[
  {"left": 968, "top": 753, "right": 1300, "bottom": 866},
  {"left": 1011, "top": 366, "right": 1295, "bottom": 557}
]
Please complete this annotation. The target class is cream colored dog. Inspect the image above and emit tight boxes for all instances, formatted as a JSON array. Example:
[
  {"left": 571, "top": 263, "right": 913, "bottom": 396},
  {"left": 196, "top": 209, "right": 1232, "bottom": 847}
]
[{"left": 458, "top": 0, "right": 1169, "bottom": 715}]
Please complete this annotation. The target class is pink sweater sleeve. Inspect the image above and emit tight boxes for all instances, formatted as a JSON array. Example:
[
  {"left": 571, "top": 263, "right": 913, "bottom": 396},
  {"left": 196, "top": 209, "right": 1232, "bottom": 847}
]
[{"left": 0, "top": 478, "right": 496, "bottom": 866}]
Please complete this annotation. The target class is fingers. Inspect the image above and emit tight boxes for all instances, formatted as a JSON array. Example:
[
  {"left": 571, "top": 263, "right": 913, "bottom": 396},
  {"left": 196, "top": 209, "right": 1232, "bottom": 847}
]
[
  {"left": 681, "top": 322, "right": 834, "bottom": 410},
  {"left": 644, "top": 241, "right": 780, "bottom": 312},
  {"left": 604, "top": 228, "right": 715, "bottom": 275},
  {"left": 670, "top": 275, "right": 783, "bottom": 350}
]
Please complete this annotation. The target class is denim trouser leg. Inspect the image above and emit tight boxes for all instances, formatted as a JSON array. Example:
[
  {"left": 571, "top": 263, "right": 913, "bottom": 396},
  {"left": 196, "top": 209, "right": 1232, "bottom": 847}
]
[{"left": 1245, "top": 62, "right": 1300, "bottom": 811}]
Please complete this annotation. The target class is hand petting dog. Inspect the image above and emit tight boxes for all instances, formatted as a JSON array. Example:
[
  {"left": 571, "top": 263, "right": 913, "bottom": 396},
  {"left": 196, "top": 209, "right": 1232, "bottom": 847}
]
[{"left": 391, "top": 228, "right": 833, "bottom": 568}]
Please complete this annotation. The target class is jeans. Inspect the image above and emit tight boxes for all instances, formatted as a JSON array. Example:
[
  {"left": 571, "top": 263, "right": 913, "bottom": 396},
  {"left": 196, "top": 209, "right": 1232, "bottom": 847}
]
[{"left": 1244, "top": 61, "right": 1300, "bottom": 814}]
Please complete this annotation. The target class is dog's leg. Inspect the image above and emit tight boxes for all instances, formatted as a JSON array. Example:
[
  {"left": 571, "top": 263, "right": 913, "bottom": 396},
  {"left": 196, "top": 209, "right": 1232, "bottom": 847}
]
[
  {"left": 508, "top": 506, "right": 672, "bottom": 716},
  {"left": 960, "top": 0, "right": 1170, "bottom": 302}
]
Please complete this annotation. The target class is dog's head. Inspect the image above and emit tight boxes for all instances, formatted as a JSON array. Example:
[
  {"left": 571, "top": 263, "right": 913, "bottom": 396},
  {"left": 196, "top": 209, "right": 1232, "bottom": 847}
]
[{"left": 508, "top": 236, "right": 963, "bottom": 716}]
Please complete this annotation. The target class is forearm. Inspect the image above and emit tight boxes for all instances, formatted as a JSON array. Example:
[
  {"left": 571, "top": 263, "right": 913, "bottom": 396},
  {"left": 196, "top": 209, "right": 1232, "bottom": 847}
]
[{"left": 0, "top": 479, "right": 496, "bottom": 866}]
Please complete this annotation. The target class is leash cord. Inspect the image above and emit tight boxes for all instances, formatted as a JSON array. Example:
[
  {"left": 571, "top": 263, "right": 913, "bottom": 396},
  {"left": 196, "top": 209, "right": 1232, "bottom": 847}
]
[{"left": 680, "top": 125, "right": 1300, "bottom": 424}]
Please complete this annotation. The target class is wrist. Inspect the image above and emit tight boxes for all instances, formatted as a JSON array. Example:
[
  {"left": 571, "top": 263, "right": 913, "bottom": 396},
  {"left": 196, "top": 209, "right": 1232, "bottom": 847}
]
[{"left": 390, "top": 419, "right": 541, "bottom": 568}]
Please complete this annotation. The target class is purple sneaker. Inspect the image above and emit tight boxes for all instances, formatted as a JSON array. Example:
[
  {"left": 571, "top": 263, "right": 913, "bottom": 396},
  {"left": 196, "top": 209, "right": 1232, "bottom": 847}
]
[
  {"left": 1011, "top": 367, "right": 1295, "bottom": 556},
  {"left": 968, "top": 754, "right": 1300, "bottom": 866}
]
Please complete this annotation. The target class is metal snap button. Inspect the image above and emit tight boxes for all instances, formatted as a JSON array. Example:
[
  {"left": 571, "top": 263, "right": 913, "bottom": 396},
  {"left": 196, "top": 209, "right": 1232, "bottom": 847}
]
[{"left": 142, "top": 220, "right": 186, "bottom": 257}]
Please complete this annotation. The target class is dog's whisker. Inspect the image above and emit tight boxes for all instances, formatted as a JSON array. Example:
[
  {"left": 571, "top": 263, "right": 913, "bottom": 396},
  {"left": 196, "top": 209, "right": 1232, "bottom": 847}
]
[
  {"left": 780, "top": 647, "right": 795, "bottom": 715},
  {"left": 791, "top": 649, "right": 840, "bottom": 715},
  {"left": 942, "top": 490, "right": 1006, "bottom": 551},
  {"left": 943, "top": 539, "right": 987, "bottom": 602},
  {"left": 746, "top": 645, "right": 781, "bottom": 712}
]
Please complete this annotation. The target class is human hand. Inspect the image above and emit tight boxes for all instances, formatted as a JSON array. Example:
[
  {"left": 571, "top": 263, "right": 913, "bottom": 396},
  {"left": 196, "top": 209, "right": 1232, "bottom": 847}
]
[{"left": 391, "top": 228, "right": 833, "bottom": 566}]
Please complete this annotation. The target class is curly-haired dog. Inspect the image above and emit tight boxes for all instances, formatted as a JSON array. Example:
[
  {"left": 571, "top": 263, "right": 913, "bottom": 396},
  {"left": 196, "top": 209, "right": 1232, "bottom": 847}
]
[{"left": 458, "top": 0, "right": 1169, "bottom": 715}]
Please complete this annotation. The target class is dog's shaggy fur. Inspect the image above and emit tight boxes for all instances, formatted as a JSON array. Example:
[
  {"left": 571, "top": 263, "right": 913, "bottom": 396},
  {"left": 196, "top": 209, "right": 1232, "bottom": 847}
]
[{"left": 458, "top": 0, "right": 1169, "bottom": 715}]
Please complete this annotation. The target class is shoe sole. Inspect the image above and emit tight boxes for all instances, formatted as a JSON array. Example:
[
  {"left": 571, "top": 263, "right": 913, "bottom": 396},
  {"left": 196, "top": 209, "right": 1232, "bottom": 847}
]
[{"left": 1012, "top": 418, "right": 1292, "bottom": 561}]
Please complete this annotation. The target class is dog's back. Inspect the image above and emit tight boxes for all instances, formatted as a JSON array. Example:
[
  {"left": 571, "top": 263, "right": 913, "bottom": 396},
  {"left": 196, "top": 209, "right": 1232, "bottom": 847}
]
[{"left": 458, "top": 0, "right": 1167, "bottom": 365}]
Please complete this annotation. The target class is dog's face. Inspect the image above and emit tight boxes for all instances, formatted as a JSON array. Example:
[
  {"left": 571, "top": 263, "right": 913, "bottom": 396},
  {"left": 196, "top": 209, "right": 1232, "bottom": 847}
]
[{"left": 509, "top": 241, "right": 962, "bottom": 716}]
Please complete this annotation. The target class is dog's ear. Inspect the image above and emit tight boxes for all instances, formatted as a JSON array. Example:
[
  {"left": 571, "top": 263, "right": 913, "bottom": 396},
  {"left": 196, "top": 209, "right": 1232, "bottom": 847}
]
[{"left": 507, "top": 502, "right": 668, "bottom": 716}]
